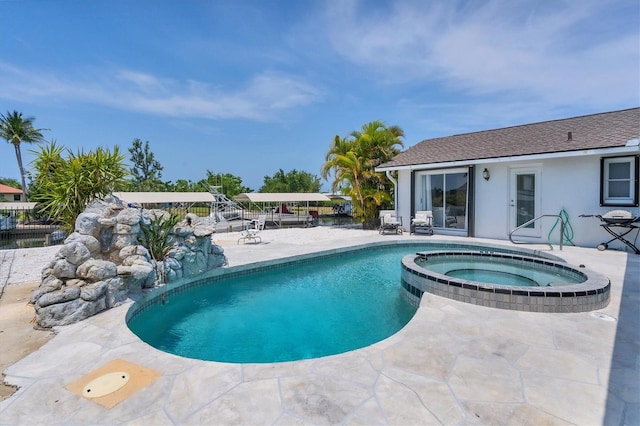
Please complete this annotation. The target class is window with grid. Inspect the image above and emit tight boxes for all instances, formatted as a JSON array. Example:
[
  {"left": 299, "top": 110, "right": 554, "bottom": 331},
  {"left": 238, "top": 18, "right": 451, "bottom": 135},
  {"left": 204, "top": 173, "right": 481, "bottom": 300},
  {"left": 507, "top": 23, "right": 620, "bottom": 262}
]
[{"left": 601, "top": 156, "right": 638, "bottom": 206}]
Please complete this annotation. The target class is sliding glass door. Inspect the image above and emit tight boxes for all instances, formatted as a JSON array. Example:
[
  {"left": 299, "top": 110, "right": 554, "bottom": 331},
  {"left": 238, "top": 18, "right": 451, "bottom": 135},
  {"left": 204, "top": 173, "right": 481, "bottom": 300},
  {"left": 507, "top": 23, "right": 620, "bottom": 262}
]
[{"left": 417, "top": 169, "right": 468, "bottom": 231}]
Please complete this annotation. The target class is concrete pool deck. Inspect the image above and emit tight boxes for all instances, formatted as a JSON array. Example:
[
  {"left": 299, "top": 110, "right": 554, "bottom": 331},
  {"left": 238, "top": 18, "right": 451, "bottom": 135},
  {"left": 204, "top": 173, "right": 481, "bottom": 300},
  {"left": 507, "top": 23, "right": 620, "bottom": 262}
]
[{"left": 0, "top": 227, "right": 638, "bottom": 425}]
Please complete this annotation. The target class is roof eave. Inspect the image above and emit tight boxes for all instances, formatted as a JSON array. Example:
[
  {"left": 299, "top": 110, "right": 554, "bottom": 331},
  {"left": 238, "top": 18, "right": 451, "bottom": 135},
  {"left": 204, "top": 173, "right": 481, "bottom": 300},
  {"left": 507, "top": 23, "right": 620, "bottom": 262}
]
[{"left": 376, "top": 145, "right": 640, "bottom": 172}]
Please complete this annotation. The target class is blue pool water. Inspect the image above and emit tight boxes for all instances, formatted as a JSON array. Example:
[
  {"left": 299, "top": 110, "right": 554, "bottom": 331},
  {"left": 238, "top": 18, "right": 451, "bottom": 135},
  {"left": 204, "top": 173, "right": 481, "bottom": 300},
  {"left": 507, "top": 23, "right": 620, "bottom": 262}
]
[{"left": 128, "top": 246, "right": 424, "bottom": 363}]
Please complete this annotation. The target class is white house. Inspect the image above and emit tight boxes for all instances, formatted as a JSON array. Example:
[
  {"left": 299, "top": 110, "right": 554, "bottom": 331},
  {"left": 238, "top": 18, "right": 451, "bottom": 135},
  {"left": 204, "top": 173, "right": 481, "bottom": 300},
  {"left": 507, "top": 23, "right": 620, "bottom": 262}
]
[{"left": 377, "top": 108, "right": 640, "bottom": 252}]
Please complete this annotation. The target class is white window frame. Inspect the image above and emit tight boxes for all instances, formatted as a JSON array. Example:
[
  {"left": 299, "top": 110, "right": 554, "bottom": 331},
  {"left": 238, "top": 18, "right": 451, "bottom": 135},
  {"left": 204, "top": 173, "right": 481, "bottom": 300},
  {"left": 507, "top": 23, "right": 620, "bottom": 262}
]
[{"left": 601, "top": 155, "right": 638, "bottom": 207}]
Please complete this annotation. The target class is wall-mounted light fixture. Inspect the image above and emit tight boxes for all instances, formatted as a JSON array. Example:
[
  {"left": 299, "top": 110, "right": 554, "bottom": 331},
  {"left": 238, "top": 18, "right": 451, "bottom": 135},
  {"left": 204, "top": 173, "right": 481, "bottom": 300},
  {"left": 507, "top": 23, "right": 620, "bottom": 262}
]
[{"left": 482, "top": 168, "right": 490, "bottom": 181}]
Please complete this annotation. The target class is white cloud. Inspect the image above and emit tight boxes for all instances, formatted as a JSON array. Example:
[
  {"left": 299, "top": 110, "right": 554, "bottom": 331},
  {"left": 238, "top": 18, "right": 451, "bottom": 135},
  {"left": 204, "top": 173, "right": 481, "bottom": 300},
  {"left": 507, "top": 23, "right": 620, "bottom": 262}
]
[
  {"left": 0, "top": 63, "right": 323, "bottom": 121},
  {"left": 321, "top": 0, "right": 639, "bottom": 108}
]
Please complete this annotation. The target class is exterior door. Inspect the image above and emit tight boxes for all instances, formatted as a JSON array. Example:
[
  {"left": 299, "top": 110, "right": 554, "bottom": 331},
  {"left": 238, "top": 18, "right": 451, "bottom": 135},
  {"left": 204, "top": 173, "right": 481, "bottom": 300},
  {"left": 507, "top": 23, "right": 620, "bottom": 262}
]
[
  {"left": 416, "top": 169, "right": 468, "bottom": 233},
  {"left": 509, "top": 167, "right": 541, "bottom": 236}
]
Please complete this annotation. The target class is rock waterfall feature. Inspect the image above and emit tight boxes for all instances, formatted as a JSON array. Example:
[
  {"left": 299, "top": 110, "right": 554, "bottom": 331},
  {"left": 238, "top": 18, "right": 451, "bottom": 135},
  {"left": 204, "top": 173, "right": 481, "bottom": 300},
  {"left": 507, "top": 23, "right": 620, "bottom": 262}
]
[{"left": 31, "top": 195, "right": 226, "bottom": 328}]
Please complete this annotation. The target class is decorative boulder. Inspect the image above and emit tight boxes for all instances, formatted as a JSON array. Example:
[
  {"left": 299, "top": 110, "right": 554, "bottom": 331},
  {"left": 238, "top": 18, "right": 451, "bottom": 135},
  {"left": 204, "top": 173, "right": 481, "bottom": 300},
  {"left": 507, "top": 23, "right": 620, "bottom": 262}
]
[
  {"left": 74, "top": 213, "right": 101, "bottom": 238},
  {"left": 64, "top": 232, "right": 101, "bottom": 255},
  {"left": 76, "top": 259, "right": 117, "bottom": 282}
]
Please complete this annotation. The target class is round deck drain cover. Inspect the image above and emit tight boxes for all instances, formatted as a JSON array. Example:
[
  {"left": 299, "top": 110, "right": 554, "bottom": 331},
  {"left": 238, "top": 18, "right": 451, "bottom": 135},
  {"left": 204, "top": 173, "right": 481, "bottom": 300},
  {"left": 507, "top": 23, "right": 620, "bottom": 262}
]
[{"left": 82, "top": 371, "right": 130, "bottom": 398}]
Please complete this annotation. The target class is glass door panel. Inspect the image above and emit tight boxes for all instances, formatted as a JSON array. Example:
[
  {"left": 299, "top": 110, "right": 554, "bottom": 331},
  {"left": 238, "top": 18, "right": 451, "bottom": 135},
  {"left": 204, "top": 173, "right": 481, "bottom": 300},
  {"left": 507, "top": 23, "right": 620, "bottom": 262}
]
[
  {"left": 445, "top": 173, "right": 467, "bottom": 229},
  {"left": 509, "top": 167, "right": 540, "bottom": 236},
  {"left": 418, "top": 171, "right": 468, "bottom": 231}
]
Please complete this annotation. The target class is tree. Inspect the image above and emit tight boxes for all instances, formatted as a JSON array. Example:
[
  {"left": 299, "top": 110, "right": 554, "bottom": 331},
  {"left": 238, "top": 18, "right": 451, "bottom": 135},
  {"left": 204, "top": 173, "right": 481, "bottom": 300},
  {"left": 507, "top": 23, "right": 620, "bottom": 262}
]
[
  {"left": 195, "top": 171, "right": 252, "bottom": 199},
  {"left": 260, "top": 169, "right": 322, "bottom": 193},
  {"left": 30, "top": 142, "right": 128, "bottom": 231},
  {"left": 0, "top": 177, "right": 22, "bottom": 189},
  {"left": 0, "top": 111, "right": 47, "bottom": 201},
  {"left": 169, "top": 179, "right": 197, "bottom": 192},
  {"left": 127, "top": 138, "right": 165, "bottom": 191},
  {"left": 321, "top": 120, "right": 404, "bottom": 228}
]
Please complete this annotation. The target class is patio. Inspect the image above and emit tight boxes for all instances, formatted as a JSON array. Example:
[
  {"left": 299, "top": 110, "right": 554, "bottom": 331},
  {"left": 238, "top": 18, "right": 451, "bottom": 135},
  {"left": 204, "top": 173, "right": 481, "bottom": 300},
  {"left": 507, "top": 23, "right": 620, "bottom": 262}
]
[{"left": 0, "top": 227, "right": 638, "bottom": 425}]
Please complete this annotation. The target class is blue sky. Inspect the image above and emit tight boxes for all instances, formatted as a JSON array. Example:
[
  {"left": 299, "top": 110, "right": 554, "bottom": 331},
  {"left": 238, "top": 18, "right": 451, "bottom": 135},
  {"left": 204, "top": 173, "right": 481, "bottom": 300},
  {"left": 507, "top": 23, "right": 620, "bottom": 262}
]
[{"left": 1, "top": 0, "right": 638, "bottom": 191}]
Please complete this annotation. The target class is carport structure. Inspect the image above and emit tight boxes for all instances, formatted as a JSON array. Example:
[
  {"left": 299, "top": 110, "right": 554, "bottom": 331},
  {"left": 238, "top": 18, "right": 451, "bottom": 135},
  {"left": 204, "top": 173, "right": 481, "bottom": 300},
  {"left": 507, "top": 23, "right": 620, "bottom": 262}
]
[
  {"left": 233, "top": 192, "right": 331, "bottom": 227},
  {"left": 111, "top": 192, "right": 215, "bottom": 210},
  {"left": 111, "top": 192, "right": 218, "bottom": 219}
]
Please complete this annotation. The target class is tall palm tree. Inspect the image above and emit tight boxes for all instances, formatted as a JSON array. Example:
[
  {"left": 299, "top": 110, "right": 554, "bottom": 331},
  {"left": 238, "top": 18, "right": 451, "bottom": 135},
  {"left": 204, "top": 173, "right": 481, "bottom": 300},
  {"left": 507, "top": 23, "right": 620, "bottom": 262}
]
[
  {"left": 322, "top": 121, "right": 404, "bottom": 228},
  {"left": 0, "top": 111, "right": 47, "bottom": 201}
]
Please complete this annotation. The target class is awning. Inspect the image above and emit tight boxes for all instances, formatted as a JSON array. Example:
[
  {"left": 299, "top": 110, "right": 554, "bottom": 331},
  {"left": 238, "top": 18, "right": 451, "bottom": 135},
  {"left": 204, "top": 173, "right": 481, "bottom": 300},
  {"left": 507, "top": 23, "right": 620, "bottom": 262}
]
[
  {"left": 0, "top": 202, "right": 38, "bottom": 210},
  {"left": 233, "top": 193, "right": 331, "bottom": 203},
  {"left": 111, "top": 192, "right": 215, "bottom": 204}
]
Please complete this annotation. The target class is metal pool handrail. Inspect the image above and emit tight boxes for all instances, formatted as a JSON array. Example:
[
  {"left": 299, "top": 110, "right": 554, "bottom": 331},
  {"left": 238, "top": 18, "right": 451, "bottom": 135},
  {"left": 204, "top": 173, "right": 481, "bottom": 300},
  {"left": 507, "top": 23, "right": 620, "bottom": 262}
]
[{"left": 509, "top": 214, "right": 565, "bottom": 250}]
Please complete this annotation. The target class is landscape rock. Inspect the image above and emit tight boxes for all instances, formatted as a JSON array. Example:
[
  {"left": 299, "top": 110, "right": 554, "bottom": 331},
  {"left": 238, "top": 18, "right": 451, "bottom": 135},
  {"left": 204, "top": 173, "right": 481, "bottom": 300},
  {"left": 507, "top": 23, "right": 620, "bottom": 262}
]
[
  {"left": 116, "top": 208, "right": 142, "bottom": 226},
  {"left": 36, "top": 297, "right": 107, "bottom": 328},
  {"left": 30, "top": 277, "right": 64, "bottom": 304},
  {"left": 51, "top": 259, "right": 77, "bottom": 279},
  {"left": 36, "top": 286, "right": 81, "bottom": 308},
  {"left": 80, "top": 281, "right": 109, "bottom": 301},
  {"left": 119, "top": 245, "right": 150, "bottom": 259},
  {"left": 105, "top": 278, "right": 127, "bottom": 307},
  {"left": 75, "top": 213, "right": 101, "bottom": 237},
  {"left": 58, "top": 241, "right": 91, "bottom": 265},
  {"left": 65, "top": 232, "right": 101, "bottom": 254},
  {"left": 76, "top": 259, "right": 117, "bottom": 281}
]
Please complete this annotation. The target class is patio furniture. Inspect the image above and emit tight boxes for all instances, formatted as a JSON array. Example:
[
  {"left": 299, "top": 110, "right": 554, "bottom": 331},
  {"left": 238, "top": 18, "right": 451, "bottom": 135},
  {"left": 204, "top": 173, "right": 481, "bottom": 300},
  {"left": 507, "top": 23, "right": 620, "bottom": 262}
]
[
  {"left": 411, "top": 210, "right": 434, "bottom": 235},
  {"left": 379, "top": 210, "right": 403, "bottom": 235},
  {"left": 238, "top": 214, "right": 266, "bottom": 244}
]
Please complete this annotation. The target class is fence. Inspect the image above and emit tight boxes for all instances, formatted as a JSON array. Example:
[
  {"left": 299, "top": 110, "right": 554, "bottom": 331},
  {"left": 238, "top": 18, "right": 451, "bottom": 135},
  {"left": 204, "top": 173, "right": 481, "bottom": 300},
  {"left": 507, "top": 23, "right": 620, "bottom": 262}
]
[
  {"left": 0, "top": 203, "right": 64, "bottom": 250},
  {"left": 0, "top": 202, "right": 356, "bottom": 250}
]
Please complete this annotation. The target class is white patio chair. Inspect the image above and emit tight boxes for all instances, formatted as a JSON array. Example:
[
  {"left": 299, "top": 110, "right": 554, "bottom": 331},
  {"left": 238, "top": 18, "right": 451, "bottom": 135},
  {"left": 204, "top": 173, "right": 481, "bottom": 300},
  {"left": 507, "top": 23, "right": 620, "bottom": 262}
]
[
  {"left": 238, "top": 214, "right": 266, "bottom": 244},
  {"left": 411, "top": 210, "right": 434, "bottom": 235},
  {"left": 379, "top": 210, "right": 403, "bottom": 234}
]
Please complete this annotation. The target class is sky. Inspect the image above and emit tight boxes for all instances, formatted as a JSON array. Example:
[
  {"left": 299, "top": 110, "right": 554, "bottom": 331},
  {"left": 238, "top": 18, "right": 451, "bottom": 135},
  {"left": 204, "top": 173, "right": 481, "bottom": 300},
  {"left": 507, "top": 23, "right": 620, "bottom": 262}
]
[{"left": 1, "top": 0, "right": 638, "bottom": 191}]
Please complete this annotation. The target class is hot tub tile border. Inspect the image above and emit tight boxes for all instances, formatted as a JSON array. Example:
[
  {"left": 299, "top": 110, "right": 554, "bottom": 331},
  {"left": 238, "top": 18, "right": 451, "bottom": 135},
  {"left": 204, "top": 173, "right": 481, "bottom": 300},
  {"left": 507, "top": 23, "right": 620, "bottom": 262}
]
[{"left": 401, "top": 251, "right": 611, "bottom": 313}]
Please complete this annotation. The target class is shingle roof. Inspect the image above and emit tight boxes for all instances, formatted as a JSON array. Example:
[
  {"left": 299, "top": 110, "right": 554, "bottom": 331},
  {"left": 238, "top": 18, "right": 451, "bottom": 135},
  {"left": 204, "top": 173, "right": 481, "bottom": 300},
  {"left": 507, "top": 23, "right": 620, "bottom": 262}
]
[{"left": 379, "top": 107, "right": 640, "bottom": 169}]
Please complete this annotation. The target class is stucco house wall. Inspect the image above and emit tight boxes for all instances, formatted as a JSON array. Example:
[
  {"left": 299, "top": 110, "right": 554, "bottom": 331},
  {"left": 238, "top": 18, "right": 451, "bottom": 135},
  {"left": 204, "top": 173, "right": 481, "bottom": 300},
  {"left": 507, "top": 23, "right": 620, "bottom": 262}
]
[{"left": 474, "top": 156, "right": 639, "bottom": 250}]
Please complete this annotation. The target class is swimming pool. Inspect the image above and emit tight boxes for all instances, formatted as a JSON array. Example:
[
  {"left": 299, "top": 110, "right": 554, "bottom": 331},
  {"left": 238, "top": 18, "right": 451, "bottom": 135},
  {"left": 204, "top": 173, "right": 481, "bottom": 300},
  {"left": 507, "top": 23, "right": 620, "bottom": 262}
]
[
  {"left": 127, "top": 242, "right": 603, "bottom": 363},
  {"left": 128, "top": 245, "right": 422, "bottom": 363},
  {"left": 127, "top": 242, "right": 533, "bottom": 363}
]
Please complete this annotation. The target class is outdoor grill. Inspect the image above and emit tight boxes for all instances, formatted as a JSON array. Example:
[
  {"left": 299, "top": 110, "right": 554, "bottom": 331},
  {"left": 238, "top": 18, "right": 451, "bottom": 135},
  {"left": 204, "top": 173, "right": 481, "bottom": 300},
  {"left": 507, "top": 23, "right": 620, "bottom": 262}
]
[{"left": 580, "top": 210, "right": 640, "bottom": 254}]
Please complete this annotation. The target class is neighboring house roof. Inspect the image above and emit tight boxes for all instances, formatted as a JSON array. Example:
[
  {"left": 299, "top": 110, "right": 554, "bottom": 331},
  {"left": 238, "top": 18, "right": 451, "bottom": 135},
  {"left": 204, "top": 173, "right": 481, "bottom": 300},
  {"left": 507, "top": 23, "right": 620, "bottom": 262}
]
[
  {"left": 378, "top": 107, "right": 640, "bottom": 170},
  {"left": 0, "top": 184, "right": 23, "bottom": 194}
]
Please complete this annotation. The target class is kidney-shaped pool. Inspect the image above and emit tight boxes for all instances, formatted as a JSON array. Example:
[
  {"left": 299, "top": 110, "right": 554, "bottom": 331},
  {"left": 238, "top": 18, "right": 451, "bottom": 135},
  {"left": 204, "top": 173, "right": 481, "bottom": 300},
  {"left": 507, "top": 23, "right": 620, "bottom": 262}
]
[{"left": 127, "top": 245, "right": 425, "bottom": 363}]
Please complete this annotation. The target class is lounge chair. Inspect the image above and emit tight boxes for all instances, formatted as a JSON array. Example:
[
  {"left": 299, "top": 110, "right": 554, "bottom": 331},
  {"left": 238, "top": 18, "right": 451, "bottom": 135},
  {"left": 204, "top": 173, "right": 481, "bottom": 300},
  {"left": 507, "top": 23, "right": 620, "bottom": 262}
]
[
  {"left": 379, "top": 210, "right": 403, "bottom": 234},
  {"left": 411, "top": 210, "right": 434, "bottom": 235},
  {"left": 238, "top": 214, "right": 266, "bottom": 244}
]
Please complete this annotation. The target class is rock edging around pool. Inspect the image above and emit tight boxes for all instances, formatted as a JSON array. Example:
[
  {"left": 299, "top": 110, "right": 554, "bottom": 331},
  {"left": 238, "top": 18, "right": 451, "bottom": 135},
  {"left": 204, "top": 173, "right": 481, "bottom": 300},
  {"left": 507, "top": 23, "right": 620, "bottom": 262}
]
[{"left": 401, "top": 251, "right": 610, "bottom": 313}]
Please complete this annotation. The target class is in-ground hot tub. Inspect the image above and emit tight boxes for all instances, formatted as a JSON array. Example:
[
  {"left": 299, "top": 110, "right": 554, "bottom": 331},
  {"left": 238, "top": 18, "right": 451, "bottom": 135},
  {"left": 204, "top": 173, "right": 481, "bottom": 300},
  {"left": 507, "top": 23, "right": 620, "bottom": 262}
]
[{"left": 401, "top": 251, "right": 610, "bottom": 313}]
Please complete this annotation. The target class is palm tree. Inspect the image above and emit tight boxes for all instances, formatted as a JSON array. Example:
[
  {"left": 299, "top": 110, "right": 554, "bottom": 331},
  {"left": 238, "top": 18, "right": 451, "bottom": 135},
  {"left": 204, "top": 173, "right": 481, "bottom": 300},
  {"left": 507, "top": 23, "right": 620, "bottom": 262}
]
[
  {"left": 0, "top": 111, "right": 47, "bottom": 201},
  {"left": 322, "top": 121, "right": 404, "bottom": 228}
]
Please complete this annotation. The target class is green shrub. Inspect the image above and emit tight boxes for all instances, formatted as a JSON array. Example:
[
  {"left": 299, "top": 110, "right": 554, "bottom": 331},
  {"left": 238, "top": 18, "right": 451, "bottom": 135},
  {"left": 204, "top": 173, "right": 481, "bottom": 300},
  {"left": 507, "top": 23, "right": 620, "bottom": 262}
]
[{"left": 139, "top": 211, "right": 181, "bottom": 262}]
